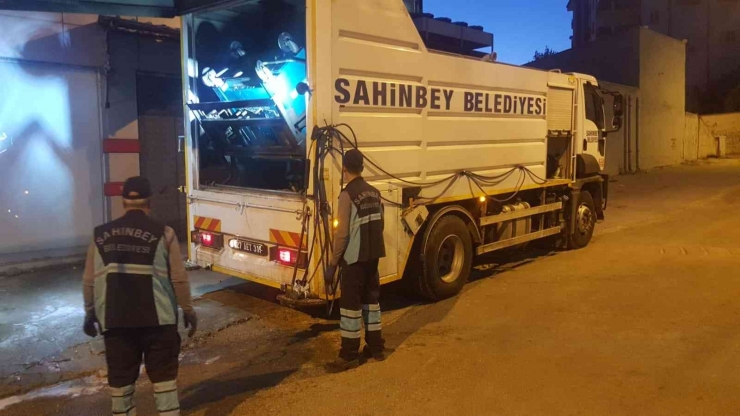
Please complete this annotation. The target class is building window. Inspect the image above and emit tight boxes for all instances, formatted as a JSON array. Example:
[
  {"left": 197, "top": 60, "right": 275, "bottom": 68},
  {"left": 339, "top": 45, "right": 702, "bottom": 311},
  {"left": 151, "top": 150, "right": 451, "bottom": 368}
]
[
  {"left": 649, "top": 10, "right": 660, "bottom": 24},
  {"left": 403, "top": 0, "right": 423, "bottom": 13}
]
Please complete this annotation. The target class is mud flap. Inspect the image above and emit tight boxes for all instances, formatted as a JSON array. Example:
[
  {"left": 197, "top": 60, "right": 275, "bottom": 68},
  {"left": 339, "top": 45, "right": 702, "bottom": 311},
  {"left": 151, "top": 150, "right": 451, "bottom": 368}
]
[
  {"left": 592, "top": 183, "right": 605, "bottom": 221},
  {"left": 600, "top": 174, "right": 609, "bottom": 212}
]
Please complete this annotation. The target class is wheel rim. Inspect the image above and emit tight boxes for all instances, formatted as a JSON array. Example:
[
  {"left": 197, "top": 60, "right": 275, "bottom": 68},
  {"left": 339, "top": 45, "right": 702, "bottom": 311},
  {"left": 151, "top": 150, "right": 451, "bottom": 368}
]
[
  {"left": 437, "top": 235, "right": 464, "bottom": 283},
  {"left": 576, "top": 203, "right": 594, "bottom": 235}
]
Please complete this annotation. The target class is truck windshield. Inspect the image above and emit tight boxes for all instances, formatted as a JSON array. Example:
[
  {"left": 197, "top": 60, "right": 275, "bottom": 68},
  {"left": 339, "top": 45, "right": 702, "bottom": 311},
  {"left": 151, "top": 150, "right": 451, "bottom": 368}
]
[
  {"left": 584, "top": 83, "right": 605, "bottom": 130},
  {"left": 187, "top": 0, "right": 307, "bottom": 193}
]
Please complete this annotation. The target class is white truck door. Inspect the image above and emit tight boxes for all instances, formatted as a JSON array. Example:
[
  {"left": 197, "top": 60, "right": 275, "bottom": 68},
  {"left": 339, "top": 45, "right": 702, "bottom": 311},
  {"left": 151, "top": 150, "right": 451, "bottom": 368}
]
[{"left": 581, "top": 82, "right": 606, "bottom": 171}]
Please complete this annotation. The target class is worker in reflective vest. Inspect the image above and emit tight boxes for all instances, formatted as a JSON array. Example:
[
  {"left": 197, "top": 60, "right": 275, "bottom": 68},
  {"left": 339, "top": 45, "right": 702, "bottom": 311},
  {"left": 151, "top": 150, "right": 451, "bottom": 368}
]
[
  {"left": 325, "top": 149, "right": 387, "bottom": 372},
  {"left": 82, "top": 176, "right": 196, "bottom": 416}
]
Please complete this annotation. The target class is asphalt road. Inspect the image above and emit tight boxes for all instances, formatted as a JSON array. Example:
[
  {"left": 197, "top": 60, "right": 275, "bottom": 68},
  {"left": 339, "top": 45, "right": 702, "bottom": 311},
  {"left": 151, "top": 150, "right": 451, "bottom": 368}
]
[{"left": 2, "top": 160, "right": 740, "bottom": 415}]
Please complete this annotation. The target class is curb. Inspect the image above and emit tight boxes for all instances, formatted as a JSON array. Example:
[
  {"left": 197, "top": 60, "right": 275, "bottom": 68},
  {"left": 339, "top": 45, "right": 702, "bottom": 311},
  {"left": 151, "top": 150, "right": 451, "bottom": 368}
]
[{"left": 0, "top": 255, "right": 85, "bottom": 278}]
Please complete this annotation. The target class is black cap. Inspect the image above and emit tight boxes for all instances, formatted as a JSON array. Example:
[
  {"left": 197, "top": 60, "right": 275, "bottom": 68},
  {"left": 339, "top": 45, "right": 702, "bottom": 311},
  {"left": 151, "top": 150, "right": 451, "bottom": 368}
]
[
  {"left": 122, "top": 176, "right": 152, "bottom": 200},
  {"left": 343, "top": 149, "right": 364, "bottom": 173}
]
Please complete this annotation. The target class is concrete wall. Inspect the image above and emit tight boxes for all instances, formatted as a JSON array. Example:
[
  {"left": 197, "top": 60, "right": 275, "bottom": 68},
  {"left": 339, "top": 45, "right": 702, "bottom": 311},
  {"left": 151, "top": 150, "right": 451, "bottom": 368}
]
[
  {"left": 697, "top": 116, "right": 716, "bottom": 159},
  {"left": 683, "top": 112, "right": 699, "bottom": 161},
  {"left": 529, "top": 27, "right": 687, "bottom": 171},
  {"left": 699, "top": 112, "right": 740, "bottom": 155},
  {"left": 637, "top": 28, "right": 686, "bottom": 170},
  {"left": 0, "top": 11, "right": 106, "bottom": 67}
]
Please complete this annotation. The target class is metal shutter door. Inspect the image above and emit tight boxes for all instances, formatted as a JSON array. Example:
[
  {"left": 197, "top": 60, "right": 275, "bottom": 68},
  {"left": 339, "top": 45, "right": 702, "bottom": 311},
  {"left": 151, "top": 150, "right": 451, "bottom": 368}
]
[{"left": 547, "top": 87, "right": 573, "bottom": 132}]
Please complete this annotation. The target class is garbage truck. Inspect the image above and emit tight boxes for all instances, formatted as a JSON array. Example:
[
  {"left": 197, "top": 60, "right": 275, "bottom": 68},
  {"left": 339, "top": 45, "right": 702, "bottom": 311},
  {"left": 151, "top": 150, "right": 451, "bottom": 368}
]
[{"left": 181, "top": 0, "right": 623, "bottom": 304}]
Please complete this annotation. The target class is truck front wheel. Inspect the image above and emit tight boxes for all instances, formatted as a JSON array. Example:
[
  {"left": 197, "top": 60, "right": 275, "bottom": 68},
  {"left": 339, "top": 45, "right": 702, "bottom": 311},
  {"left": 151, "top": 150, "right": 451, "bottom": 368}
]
[
  {"left": 420, "top": 215, "right": 473, "bottom": 300},
  {"left": 569, "top": 191, "right": 596, "bottom": 249}
]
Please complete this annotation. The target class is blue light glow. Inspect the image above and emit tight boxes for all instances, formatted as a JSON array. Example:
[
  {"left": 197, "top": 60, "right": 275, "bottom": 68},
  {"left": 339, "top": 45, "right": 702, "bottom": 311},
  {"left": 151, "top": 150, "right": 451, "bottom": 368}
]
[{"left": 0, "top": 62, "right": 103, "bottom": 255}]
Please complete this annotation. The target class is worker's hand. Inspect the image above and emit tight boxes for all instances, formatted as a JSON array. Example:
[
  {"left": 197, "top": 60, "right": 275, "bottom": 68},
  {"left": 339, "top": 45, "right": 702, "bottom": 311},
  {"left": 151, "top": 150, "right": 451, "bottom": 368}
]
[
  {"left": 324, "top": 264, "right": 337, "bottom": 295},
  {"left": 183, "top": 310, "right": 198, "bottom": 338},
  {"left": 83, "top": 313, "right": 99, "bottom": 338}
]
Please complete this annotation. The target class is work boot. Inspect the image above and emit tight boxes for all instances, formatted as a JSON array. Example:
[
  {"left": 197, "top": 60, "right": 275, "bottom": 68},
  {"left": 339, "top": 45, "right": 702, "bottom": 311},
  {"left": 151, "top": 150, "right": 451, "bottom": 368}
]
[
  {"left": 362, "top": 345, "right": 393, "bottom": 362},
  {"left": 325, "top": 357, "right": 360, "bottom": 373}
]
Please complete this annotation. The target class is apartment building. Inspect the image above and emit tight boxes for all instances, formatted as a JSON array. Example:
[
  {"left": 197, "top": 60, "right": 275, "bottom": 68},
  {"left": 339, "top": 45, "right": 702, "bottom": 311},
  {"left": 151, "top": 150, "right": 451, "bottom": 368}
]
[{"left": 570, "top": 0, "right": 740, "bottom": 112}]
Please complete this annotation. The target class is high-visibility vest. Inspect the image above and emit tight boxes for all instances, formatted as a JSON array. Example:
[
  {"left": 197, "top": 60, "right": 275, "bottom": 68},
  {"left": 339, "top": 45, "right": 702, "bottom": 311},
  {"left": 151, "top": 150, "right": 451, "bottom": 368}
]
[
  {"left": 92, "top": 210, "right": 177, "bottom": 332},
  {"left": 342, "top": 177, "right": 386, "bottom": 265}
]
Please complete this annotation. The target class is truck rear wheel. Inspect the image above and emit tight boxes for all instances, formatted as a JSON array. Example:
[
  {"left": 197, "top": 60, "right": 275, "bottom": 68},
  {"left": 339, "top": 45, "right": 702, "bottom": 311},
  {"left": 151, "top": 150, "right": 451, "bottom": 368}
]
[
  {"left": 569, "top": 191, "right": 596, "bottom": 249},
  {"left": 420, "top": 215, "right": 473, "bottom": 300}
]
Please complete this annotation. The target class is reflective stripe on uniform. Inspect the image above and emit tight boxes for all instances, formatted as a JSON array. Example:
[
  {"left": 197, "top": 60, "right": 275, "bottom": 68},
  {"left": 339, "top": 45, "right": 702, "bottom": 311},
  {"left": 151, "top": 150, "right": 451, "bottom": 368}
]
[
  {"left": 340, "top": 308, "right": 362, "bottom": 318},
  {"left": 95, "top": 263, "right": 157, "bottom": 278},
  {"left": 154, "top": 380, "right": 180, "bottom": 416},
  {"left": 93, "top": 237, "right": 177, "bottom": 329},
  {"left": 111, "top": 384, "right": 136, "bottom": 416},
  {"left": 362, "top": 303, "right": 381, "bottom": 331},
  {"left": 93, "top": 249, "right": 108, "bottom": 331},
  {"left": 340, "top": 309, "right": 362, "bottom": 333},
  {"left": 153, "top": 379, "right": 177, "bottom": 392},
  {"left": 354, "top": 213, "right": 382, "bottom": 226}
]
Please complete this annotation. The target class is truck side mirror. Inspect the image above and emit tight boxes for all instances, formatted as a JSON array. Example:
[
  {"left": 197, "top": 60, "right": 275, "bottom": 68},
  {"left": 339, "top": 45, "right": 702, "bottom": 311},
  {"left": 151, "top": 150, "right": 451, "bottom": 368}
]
[{"left": 613, "top": 94, "right": 624, "bottom": 118}]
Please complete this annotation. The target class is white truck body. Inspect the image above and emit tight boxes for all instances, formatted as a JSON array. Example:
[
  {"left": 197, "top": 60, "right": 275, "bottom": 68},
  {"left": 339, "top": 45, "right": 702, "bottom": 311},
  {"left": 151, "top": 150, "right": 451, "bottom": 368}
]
[{"left": 181, "top": 0, "right": 619, "bottom": 301}]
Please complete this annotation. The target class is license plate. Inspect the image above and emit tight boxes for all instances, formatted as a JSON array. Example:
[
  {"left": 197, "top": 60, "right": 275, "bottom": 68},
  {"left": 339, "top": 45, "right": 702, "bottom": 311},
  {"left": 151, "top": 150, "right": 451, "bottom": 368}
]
[{"left": 228, "top": 238, "right": 268, "bottom": 256}]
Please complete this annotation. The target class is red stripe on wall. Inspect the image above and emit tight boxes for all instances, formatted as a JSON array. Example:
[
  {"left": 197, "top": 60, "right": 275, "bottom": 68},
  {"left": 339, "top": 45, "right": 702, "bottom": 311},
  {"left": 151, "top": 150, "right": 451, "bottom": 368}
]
[
  {"left": 103, "top": 139, "right": 140, "bottom": 154},
  {"left": 104, "top": 182, "right": 125, "bottom": 196}
]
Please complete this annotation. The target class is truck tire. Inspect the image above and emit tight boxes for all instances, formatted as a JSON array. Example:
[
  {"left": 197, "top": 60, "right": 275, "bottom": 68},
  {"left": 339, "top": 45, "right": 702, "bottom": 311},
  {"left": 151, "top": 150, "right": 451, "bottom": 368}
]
[
  {"left": 569, "top": 191, "right": 596, "bottom": 249},
  {"left": 420, "top": 215, "right": 473, "bottom": 300}
]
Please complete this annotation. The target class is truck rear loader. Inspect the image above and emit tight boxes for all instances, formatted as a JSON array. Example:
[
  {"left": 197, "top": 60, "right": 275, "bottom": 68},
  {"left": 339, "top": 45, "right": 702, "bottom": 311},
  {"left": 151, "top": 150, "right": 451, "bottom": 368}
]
[{"left": 181, "top": 0, "right": 624, "bottom": 304}]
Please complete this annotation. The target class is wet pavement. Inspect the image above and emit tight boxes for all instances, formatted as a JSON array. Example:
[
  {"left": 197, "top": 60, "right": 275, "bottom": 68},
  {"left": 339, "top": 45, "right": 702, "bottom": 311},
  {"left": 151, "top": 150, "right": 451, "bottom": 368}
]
[
  {"left": 2, "top": 159, "right": 740, "bottom": 415},
  {"left": 0, "top": 267, "right": 247, "bottom": 397}
]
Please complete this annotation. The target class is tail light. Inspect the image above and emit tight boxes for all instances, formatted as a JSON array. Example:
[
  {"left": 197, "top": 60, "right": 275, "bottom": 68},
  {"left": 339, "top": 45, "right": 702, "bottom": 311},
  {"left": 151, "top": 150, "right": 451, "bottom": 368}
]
[
  {"left": 279, "top": 249, "right": 292, "bottom": 263},
  {"left": 202, "top": 233, "right": 213, "bottom": 245},
  {"left": 191, "top": 230, "right": 223, "bottom": 249},
  {"left": 270, "top": 246, "right": 307, "bottom": 268}
]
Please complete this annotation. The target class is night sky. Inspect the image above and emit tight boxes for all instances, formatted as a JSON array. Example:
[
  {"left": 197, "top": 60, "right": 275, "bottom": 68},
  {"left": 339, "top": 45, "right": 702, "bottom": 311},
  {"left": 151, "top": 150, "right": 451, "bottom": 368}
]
[{"left": 423, "top": 0, "right": 573, "bottom": 65}]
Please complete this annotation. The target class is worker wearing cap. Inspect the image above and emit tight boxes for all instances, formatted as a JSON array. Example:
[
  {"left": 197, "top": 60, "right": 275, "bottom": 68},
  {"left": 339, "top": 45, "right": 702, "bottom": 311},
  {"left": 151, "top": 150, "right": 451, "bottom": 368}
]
[
  {"left": 325, "top": 149, "right": 387, "bottom": 372},
  {"left": 81, "top": 176, "right": 196, "bottom": 416}
]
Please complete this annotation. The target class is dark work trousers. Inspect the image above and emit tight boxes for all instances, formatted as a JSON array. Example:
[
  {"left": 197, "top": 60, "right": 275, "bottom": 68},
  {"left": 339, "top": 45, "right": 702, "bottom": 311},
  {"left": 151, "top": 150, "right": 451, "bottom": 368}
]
[
  {"left": 339, "top": 259, "right": 384, "bottom": 360},
  {"left": 104, "top": 325, "right": 181, "bottom": 416}
]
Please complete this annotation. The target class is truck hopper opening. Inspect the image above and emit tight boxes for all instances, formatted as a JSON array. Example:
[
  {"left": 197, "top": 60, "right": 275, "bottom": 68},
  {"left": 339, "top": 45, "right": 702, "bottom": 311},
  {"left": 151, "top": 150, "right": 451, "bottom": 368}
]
[{"left": 186, "top": 0, "right": 308, "bottom": 193}]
